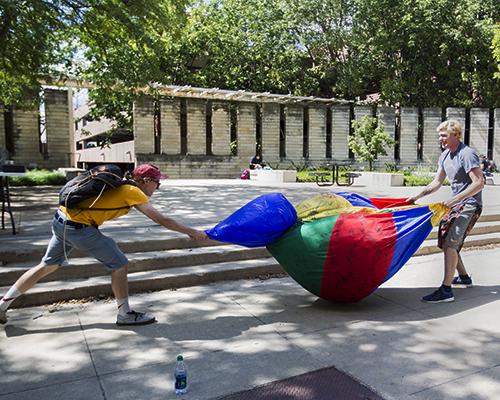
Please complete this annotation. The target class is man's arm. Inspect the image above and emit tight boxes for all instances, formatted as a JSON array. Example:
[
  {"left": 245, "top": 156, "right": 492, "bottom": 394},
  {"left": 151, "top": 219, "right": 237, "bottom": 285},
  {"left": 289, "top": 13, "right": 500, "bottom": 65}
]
[
  {"left": 442, "top": 167, "right": 484, "bottom": 208},
  {"left": 135, "top": 202, "right": 207, "bottom": 241},
  {"left": 407, "top": 167, "right": 447, "bottom": 203}
]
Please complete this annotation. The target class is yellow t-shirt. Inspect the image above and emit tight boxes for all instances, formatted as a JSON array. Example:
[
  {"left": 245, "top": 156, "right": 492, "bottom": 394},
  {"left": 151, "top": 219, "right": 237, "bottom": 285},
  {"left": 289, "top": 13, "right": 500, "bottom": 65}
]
[{"left": 59, "top": 184, "right": 149, "bottom": 226}]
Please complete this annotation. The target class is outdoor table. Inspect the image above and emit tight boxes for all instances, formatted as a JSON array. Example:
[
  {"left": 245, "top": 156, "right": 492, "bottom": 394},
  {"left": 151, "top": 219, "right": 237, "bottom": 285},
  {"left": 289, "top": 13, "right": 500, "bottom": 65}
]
[{"left": 0, "top": 172, "right": 25, "bottom": 235}]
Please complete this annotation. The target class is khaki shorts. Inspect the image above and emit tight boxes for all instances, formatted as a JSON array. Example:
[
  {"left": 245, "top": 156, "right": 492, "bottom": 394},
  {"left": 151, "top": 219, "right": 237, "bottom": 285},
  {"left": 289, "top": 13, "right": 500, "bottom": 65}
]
[{"left": 438, "top": 203, "right": 482, "bottom": 251}]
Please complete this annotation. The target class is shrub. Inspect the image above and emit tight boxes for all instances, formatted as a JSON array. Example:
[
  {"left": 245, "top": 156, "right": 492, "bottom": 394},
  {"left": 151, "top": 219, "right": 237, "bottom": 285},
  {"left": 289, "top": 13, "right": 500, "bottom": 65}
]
[
  {"left": 9, "top": 169, "right": 66, "bottom": 186},
  {"left": 404, "top": 175, "right": 450, "bottom": 186}
]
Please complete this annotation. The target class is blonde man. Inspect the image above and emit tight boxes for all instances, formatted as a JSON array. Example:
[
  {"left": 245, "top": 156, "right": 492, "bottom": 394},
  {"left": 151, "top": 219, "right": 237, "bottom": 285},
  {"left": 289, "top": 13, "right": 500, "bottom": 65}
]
[
  {"left": 408, "top": 120, "right": 484, "bottom": 302},
  {"left": 0, "top": 164, "right": 207, "bottom": 325}
]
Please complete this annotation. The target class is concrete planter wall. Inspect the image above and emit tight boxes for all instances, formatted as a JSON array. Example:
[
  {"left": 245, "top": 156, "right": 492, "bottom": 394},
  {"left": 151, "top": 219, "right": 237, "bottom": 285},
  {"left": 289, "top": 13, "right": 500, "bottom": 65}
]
[
  {"left": 250, "top": 169, "right": 297, "bottom": 183},
  {"left": 356, "top": 171, "right": 405, "bottom": 186}
]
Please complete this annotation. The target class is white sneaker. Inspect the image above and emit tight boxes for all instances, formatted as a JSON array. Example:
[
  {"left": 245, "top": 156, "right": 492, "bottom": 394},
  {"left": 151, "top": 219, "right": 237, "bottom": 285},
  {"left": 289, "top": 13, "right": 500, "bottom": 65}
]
[
  {"left": 116, "top": 310, "right": 156, "bottom": 326},
  {"left": 0, "top": 308, "right": 7, "bottom": 325}
]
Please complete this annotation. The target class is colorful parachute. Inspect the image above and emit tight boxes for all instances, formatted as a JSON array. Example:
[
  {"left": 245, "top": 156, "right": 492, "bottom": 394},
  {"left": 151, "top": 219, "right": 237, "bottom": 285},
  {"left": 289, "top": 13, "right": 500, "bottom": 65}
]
[{"left": 206, "top": 192, "right": 448, "bottom": 303}]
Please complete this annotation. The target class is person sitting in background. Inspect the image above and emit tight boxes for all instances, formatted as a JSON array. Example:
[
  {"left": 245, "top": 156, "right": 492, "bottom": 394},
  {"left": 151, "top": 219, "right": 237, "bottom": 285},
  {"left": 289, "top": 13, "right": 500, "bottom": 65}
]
[
  {"left": 249, "top": 153, "right": 264, "bottom": 170},
  {"left": 479, "top": 155, "right": 492, "bottom": 177}
]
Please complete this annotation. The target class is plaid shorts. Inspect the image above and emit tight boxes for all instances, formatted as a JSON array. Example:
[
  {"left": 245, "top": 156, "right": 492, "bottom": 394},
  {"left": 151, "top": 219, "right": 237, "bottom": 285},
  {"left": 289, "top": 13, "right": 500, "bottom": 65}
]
[{"left": 438, "top": 202, "right": 482, "bottom": 251}]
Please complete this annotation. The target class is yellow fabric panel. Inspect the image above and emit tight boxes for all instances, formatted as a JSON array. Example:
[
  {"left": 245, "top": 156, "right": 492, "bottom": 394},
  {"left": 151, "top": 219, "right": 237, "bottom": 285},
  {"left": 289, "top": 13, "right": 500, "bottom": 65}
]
[
  {"left": 60, "top": 185, "right": 149, "bottom": 226},
  {"left": 295, "top": 194, "right": 380, "bottom": 221},
  {"left": 428, "top": 202, "right": 449, "bottom": 226},
  {"left": 296, "top": 194, "right": 351, "bottom": 221}
]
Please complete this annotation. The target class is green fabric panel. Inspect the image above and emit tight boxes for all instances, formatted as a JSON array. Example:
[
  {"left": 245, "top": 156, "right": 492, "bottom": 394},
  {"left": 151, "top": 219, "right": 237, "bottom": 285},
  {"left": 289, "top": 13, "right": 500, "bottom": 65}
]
[{"left": 267, "top": 215, "right": 339, "bottom": 297}]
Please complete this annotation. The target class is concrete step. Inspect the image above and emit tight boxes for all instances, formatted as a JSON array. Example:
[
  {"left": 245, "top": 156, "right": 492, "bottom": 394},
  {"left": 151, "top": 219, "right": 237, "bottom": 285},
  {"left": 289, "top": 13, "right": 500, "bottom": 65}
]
[
  {"left": 416, "top": 232, "right": 500, "bottom": 256},
  {"left": 0, "top": 235, "right": 222, "bottom": 264},
  {"left": 3, "top": 216, "right": 500, "bottom": 264},
  {"left": 2, "top": 257, "right": 283, "bottom": 309},
  {"left": 427, "top": 220, "right": 500, "bottom": 240},
  {"left": 0, "top": 244, "right": 271, "bottom": 286},
  {"left": 3, "top": 231, "right": 499, "bottom": 309}
]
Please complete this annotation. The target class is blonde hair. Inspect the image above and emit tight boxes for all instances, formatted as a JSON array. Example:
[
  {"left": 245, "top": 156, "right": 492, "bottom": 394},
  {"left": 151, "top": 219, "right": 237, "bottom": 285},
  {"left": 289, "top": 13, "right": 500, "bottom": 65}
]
[{"left": 437, "top": 119, "right": 462, "bottom": 138}]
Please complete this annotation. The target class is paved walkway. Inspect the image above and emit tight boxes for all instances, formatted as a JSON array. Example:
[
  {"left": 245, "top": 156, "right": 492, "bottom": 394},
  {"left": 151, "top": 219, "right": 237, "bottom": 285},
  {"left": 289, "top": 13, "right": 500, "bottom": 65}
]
[{"left": 1, "top": 179, "right": 500, "bottom": 399}]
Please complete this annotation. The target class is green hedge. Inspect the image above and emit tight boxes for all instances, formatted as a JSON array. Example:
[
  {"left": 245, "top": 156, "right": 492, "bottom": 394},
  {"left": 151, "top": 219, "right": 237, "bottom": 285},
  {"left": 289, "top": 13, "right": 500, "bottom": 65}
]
[
  {"left": 404, "top": 175, "right": 450, "bottom": 186},
  {"left": 9, "top": 169, "right": 66, "bottom": 186}
]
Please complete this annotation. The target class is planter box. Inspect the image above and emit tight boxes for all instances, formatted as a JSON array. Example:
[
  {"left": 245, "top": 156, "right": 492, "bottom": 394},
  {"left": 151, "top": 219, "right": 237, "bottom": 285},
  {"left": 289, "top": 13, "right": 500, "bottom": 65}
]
[
  {"left": 355, "top": 171, "right": 405, "bottom": 187},
  {"left": 250, "top": 169, "right": 297, "bottom": 183}
]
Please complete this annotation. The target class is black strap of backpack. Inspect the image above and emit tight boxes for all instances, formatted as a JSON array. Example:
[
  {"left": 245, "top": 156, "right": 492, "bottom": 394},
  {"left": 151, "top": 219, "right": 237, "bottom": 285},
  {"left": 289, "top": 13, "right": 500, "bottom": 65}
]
[{"left": 72, "top": 181, "right": 139, "bottom": 211}]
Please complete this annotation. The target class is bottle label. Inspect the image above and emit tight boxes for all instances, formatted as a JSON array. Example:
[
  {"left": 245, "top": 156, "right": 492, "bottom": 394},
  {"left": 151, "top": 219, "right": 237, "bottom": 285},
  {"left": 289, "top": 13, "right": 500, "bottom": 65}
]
[{"left": 175, "top": 373, "right": 187, "bottom": 390}]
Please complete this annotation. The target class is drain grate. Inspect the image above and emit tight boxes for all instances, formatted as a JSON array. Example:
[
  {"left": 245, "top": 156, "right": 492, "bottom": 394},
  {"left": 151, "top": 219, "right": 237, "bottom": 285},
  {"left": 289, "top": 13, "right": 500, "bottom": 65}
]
[{"left": 218, "top": 365, "right": 385, "bottom": 400}]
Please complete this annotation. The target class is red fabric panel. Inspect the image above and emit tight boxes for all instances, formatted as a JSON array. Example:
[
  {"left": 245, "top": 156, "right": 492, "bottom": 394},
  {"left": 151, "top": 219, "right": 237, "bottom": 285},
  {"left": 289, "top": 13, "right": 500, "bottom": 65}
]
[
  {"left": 320, "top": 213, "right": 397, "bottom": 303},
  {"left": 369, "top": 197, "right": 413, "bottom": 209}
]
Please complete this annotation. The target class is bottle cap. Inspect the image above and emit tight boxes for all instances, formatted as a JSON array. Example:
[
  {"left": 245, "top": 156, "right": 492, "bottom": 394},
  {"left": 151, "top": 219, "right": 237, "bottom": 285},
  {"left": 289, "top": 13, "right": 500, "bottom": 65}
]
[{"left": 177, "top": 355, "right": 183, "bottom": 361}]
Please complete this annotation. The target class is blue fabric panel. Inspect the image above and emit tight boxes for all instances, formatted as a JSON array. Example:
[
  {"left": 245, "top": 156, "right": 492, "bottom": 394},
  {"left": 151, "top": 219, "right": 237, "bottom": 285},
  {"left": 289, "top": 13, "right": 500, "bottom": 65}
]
[
  {"left": 335, "top": 192, "right": 377, "bottom": 208},
  {"left": 205, "top": 193, "right": 297, "bottom": 247},
  {"left": 384, "top": 206, "right": 434, "bottom": 282}
]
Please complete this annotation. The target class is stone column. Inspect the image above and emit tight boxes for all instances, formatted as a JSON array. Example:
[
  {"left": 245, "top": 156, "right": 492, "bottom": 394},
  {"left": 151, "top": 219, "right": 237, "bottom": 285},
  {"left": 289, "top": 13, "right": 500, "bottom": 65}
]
[
  {"left": 354, "top": 105, "right": 372, "bottom": 120},
  {"left": 186, "top": 98, "right": 206, "bottom": 155},
  {"left": 469, "top": 108, "right": 489, "bottom": 156},
  {"left": 237, "top": 102, "right": 256, "bottom": 166},
  {"left": 399, "top": 107, "right": 419, "bottom": 165},
  {"left": 285, "top": 104, "right": 303, "bottom": 162},
  {"left": 160, "top": 98, "right": 181, "bottom": 155},
  {"left": 211, "top": 101, "right": 231, "bottom": 156},
  {"left": 44, "top": 88, "right": 72, "bottom": 168},
  {"left": 376, "top": 106, "right": 396, "bottom": 164},
  {"left": 422, "top": 107, "right": 442, "bottom": 166},
  {"left": 308, "top": 104, "right": 327, "bottom": 161},
  {"left": 0, "top": 104, "right": 5, "bottom": 149},
  {"left": 12, "top": 105, "right": 43, "bottom": 167},
  {"left": 331, "top": 105, "right": 350, "bottom": 160},
  {"left": 133, "top": 96, "right": 155, "bottom": 155},
  {"left": 261, "top": 102, "right": 280, "bottom": 163},
  {"left": 494, "top": 108, "right": 500, "bottom": 162},
  {"left": 445, "top": 108, "right": 466, "bottom": 131}
]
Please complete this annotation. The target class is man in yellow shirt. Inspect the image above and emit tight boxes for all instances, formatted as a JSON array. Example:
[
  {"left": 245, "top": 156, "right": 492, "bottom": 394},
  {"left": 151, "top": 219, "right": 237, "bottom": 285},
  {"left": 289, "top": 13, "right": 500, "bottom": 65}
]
[{"left": 0, "top": 164, "right": 207, "bottom": 325}]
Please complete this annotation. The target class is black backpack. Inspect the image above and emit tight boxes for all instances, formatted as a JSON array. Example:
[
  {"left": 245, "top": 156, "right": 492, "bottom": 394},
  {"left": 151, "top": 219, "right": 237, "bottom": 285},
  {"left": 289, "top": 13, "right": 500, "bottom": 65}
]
[{"left": 59, "top": 164, "right": 133, "bottom": 209}]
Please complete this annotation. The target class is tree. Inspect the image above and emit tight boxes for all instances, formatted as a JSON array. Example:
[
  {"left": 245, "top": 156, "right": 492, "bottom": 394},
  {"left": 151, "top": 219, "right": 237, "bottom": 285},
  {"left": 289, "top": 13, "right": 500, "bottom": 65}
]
[
  {"left": 348, "top": 116, "right": 395, "bottom": 171},
  {"left": 0, "top": 0, "right": 69, "bottom": 105},
  {"left": 0, "top": 0, "right": 190, "bottom": 107},
  {"left": 351, "top": 0, "right": 499, "bottom": 107}
]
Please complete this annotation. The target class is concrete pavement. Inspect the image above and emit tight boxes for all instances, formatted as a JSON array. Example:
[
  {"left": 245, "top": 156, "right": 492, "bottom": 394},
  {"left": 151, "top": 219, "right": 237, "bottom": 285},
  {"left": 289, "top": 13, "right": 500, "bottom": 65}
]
[
  {"left": 1, "top": 247, "right": 499, "bottom": 400},
  {"left": 1, "top": 178, "right": 500, "bottom": 399}
]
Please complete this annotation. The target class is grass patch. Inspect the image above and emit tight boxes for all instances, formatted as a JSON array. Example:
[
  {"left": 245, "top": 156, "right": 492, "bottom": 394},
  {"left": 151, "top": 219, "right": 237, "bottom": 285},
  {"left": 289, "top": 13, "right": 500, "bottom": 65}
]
[
  {"left": 9, "top": 169, "right": 66, "bottom": 186},
  {"left": 296, "top": 170, "right": 332, "bottom": 182}
]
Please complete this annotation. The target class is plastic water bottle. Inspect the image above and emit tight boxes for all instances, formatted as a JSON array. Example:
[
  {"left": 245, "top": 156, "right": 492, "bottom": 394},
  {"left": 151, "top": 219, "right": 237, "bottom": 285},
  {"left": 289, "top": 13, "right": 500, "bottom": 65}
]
[{"left": 174, "top": 355, "right": 188, "bottom": 395}]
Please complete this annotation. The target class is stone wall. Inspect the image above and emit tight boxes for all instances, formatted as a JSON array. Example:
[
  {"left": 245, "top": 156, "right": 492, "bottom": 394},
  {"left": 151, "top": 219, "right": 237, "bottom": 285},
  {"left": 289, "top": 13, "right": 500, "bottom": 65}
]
[
  {"left": 377, "top": 106, "right": 396, "bottom": 164},
  {"left": 160, "top": 98, "right": 181, "bottom": 155},
  {"left": 495, "top": 109, "right": 500, "bottom": 162},
  {"left": 308, "top": 105, "right": 327, "bottom": 160},
  {"left": 236, "top": 103, "right": 256, "bottom": 168},
  {"left": 400, "top": 107, "right": 419, "bottom": 164},
  {"left": 211, "top": 101, "right": 231, "bottom": 156},
  {"left": 133, "top": 96, "right": 155, "bottom": 155},
  {"left": 44, "top": 89, "right": 72, "bottom": 168},
  {"left": 331, "top": 105, "right": 350, "bottom": 160},
  {"left": 422, "top": 107, "right": 442, "bottom": 166},
  {"left": 284, "top": 105, "right": 303, "bottom": 162},
  {"left": 469, "top": 108, "right": 489, "bottom": 156},
  {"left": 132, "top": 96, "right": 500, "bottom": 177},
  {"left": 3, "top": 85, "right": 500, "bottom": 177},
  {"left": 261, "top": 103, "right": 280, "bottom": 163},
  {"left": 186, "top": 98, "right": 206, "bottom": 155},
  {"left": 0, "top": 104, "right": 5, "bottom": 150}
]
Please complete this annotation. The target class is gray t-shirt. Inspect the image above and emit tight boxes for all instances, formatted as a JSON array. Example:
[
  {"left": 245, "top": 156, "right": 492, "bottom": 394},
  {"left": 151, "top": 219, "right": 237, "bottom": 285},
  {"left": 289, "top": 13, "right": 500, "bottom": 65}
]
[{"left": 438, "top": 142, "right": 482, "bottom": 207}]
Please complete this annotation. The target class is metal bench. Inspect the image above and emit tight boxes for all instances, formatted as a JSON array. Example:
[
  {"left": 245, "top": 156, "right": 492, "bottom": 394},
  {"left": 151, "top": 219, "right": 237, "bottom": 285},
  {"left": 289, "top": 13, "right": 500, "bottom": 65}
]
[
  {"left": 341, "top": 172, "right": 361, "bottom": 186},
  {"left": 308, "top": 172, "right": 334, "bottom": 187},
  {"left": 308, "top": 164, "right": 360, "bottom": 187}
]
